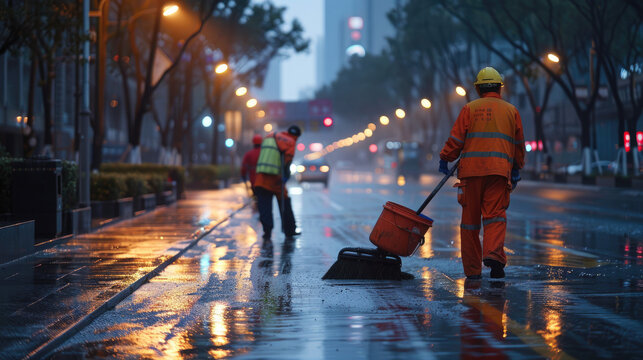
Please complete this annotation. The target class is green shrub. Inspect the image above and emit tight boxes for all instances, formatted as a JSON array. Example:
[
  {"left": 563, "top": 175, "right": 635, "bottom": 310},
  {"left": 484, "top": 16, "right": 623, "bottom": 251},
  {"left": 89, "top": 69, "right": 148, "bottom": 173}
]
[
  {"left": 187, "top": 165, "right": 218, "bottom": 189},
  {"left": 186, "top": 164, "right": 239, "bottom": 189},
  {"left": 146, "top": 173, "right": 166, "bottom": 194},
  {"left": 100, "top": 163, "right": 185, "bottom": 195},
  {"left": 0, "top": 157, "right": 11, "bottom": 213},
  {"left": 91, "top": 173, "right": 126, "bottom": 201},
  {"left": 61, "top": 160, "right": 78, "bottom": 211},
  {"left": 123, "top": 173, "right": 149, "bottom": 198}
]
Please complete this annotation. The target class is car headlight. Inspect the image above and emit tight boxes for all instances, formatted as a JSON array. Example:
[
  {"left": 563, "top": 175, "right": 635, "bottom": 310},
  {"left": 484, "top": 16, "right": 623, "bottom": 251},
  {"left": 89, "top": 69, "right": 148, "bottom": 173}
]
[
  {"left": 297, "top": 165, "right": 306, "bottom": 173},
  {"left": 320, "top": 165, "right": 330, "bottom": 173}
]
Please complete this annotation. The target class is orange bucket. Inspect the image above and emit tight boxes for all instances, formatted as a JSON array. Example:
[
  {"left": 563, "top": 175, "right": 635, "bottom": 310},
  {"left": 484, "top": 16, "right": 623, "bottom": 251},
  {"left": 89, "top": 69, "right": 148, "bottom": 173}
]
[{"left": 369, "top": 201, "right": 433, "bottom": 257}]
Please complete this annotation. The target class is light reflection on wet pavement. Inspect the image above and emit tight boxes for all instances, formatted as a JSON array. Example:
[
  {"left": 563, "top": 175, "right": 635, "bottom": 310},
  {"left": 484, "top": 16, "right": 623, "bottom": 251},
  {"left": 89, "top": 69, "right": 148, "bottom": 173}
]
[
  {"left": 0, "top": 189, "right": 246, "bottom": 359},
  {"left": 41, "top": 171, "right": 643, "bottom": 359}
]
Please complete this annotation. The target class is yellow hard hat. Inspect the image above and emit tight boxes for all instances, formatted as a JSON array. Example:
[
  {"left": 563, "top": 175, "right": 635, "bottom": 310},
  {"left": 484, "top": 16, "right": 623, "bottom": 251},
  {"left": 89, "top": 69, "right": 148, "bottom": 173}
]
[{"left": 473, "top": 67, "right": 504, "bottom": 86}]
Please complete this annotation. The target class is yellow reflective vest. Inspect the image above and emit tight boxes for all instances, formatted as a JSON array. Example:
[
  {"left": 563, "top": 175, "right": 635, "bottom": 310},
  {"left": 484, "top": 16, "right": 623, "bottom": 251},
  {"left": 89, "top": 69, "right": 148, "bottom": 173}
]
[{"left": 256, "top": 136, "right": 282, "bottom": 175}]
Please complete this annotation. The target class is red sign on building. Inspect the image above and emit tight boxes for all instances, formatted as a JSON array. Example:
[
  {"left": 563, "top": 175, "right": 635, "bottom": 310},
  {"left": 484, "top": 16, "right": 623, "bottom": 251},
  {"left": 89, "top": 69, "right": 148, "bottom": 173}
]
[
  {"left": 266, "top": 101, "right": 286, "bottom": 120},
  {"left": 308, "top": 99, "right": 332, "bottom": 118}
]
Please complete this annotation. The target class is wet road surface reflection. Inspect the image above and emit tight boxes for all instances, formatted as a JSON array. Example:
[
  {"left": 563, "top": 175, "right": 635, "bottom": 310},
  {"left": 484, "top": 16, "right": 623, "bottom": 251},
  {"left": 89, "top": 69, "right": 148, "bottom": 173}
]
[{"left": 50, "top": 171, "right": 643, "bottom": 359}]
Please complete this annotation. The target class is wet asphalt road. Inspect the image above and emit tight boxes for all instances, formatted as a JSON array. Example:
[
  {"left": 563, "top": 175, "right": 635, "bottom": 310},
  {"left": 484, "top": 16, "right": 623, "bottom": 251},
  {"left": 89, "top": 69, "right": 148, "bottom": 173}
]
[{"left": 35, "top": 171, "right": 643, "bottom": 358}]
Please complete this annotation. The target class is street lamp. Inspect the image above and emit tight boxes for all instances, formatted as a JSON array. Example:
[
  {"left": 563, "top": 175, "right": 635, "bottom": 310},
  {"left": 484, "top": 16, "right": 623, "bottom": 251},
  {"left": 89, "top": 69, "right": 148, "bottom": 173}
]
[
  {"left": 162, "top": 4, "right": 179, "bottom": 16},
  {"left": 246, "top": 98, "right": 258, "bottom": 108},
  {"left": 455, "top": 86, "right": 467, "bottom": 97},
  {"left": 215, "top": 63, "right": 228, "bottom": 74},
  {"left": 547, "top": 53, "right": 560, "bottom": 63},
  {"left": 235, "top": 86, "right": 247, "bottom": 96},
  {"left": 264, "top": 123, "right": 273, "bottom": 132},
  {"left": 395, "top": 108, "right": 406, "bottom": 119},
  {"left": 421, "top": 98, "right": 432, "bottom": 109},
  {"left": 379, "top": 115, "right": 390, "bottom": 125}
]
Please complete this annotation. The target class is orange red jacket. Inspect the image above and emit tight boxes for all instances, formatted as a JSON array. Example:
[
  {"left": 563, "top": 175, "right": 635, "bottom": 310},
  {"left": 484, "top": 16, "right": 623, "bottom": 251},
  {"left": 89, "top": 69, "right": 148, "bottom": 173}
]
[
  {"left": 254, "top": 131, "right": 297, "bottom": 195},
  {"left": 241, "top": 146, "right": 261, "bottom": 186},
  {"left": 440, "top": 92, "right": 525, "bottom": 179}
]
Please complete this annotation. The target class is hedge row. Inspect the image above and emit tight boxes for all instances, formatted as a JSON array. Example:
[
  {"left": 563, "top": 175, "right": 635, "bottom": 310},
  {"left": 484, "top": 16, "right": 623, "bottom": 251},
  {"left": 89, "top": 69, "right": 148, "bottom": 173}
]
[
  {"left": 100, "top": 163, "right": 185, "bottom": 196},
  {"left": 90, "top": 172, "right": 167, "bottom": 201},
  {"left": 186, "top": 164, "right": 236, "bottom": 189}
]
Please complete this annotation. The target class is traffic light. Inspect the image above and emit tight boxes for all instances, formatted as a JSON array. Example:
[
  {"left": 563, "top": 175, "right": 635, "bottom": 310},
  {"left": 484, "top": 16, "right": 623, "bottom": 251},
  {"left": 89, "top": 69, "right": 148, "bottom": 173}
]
[
  {"left": 624, "top": 132, "right": 631, "bottom": 153},
  {"left": 323, "top": 117, "right": 333, "bottom": 127}
]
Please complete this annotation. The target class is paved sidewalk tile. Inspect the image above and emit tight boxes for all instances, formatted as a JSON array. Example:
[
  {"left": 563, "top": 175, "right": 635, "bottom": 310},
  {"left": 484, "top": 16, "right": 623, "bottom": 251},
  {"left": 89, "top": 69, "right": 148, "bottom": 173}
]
[{"left": 0, "top": 187, "right": 247, "bottom": 359}]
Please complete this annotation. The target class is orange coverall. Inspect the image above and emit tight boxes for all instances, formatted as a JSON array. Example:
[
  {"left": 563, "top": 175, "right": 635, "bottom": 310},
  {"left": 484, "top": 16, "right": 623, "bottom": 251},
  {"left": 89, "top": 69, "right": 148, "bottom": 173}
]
[{"left": 440, "top": 92, "right": 525, "bottom": 277}]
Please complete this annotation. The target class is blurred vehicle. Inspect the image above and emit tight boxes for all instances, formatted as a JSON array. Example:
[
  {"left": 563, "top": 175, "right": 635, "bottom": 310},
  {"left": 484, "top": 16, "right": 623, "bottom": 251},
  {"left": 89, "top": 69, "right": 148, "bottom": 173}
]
[
  {"left": 295, "top": 157, "right": 330, "bottom": 187},
  {"left": 556, "top": 160, "right": 616, "bottom": 175},
  {"left": 397, "top": 142, "right": 423, "bottom": 180}
]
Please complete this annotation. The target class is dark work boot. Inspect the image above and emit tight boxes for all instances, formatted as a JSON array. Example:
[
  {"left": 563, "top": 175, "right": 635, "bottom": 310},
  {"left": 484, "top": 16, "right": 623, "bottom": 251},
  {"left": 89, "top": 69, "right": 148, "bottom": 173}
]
[{"left": 483, "top": 258, "right": 505, "bottom": 279}]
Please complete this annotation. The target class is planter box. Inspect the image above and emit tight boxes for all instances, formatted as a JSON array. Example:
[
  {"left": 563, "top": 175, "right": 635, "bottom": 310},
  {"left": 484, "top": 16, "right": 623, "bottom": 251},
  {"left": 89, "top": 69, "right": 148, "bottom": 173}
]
[
  {"left": 553, "top": 173, "right": 567, "bottom": 183},
  {"left": 595, "top": 177, "right": 614, "bottom": 187},
  {"left": 91, "top": 200, "right": 118, "bottom": 219},
  {"left": 63, "top": 208, "right": 90, "bottom": 235},
  {"left": 135, "top": 193, "right": 157, "bottom": 212},
  {"left": 615, "top": 177, "right": 633, "bottom": 188},
  {"left": 581, "top": 175, "right": 596, "bottom": 185},
  {"left": 633, "top": 178, "right": 643, "bottom": 189},
  {"left": 0, "top": 220, "right": 35, "bottom": 263},
  {"left": 567, "top": 174, "right": 582, "bottom": 184},
  {"left": 117, "top": 197, "right": 133, "bottom": 219}
]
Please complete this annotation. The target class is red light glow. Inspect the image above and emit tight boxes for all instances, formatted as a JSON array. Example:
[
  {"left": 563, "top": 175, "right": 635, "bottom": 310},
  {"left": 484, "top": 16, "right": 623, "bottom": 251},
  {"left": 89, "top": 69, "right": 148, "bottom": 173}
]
[
  {"left": 369, "top": 144, "right": 378, "bottom": 153},
  {"left": 297, "top": 143, "right": 305, "bottom": 151},
  {"left": 323, "top": 117, "right": 333, "bottom": 127}
]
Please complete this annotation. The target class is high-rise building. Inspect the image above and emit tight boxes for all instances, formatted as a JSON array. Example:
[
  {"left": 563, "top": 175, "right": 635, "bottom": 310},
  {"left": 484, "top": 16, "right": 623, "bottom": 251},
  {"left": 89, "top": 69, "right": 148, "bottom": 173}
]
[
  {"left": 252, "top": 57, "right": 282, "bottom": 101},
  {"left": 319, "top": 0, "right": 400, "bottom": 87}
]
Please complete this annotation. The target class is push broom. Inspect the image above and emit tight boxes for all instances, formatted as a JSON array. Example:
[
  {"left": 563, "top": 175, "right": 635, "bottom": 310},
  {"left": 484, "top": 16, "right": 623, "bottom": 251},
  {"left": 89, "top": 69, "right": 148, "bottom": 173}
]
[{"left": 322, "top": 159, "right": 460, "bottom": 280}]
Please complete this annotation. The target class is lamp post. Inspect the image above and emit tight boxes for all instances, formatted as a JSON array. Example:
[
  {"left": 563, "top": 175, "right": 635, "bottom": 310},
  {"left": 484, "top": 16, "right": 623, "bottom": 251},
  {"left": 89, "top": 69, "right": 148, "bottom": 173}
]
[{"left": 89, "top": 1, "right": 180, "bottom": 166}]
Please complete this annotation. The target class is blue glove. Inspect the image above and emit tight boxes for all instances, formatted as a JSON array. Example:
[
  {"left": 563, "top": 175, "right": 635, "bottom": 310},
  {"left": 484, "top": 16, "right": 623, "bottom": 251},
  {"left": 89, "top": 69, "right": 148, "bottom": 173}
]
[
  {"left": 439, "top": 159, "right": 449, "bottom": 175},
  {"left": 511, "top": 169, "right": 521, "bottom": 190}
]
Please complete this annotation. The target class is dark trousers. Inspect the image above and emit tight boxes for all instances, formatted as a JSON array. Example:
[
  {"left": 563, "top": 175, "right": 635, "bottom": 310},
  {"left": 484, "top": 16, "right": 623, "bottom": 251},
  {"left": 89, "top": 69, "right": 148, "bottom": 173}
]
[{"left": 255, "top": 186, "right": 296, "bottom": 238}]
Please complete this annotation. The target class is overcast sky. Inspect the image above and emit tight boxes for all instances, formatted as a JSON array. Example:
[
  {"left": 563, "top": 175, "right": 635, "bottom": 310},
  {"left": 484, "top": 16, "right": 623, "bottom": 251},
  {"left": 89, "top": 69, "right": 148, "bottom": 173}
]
[{"left": 271, "top": 0, "right": 324, "bottom": 101}]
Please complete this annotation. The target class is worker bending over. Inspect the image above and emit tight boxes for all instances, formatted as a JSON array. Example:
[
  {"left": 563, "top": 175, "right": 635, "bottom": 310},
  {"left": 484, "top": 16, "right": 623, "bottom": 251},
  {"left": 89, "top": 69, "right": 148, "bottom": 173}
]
[
  {"left": 254, "top": 125, "right": 302, "bottom": 241},
  {"left": 439, "top": 67, "right": 525, "bottom": 280}
]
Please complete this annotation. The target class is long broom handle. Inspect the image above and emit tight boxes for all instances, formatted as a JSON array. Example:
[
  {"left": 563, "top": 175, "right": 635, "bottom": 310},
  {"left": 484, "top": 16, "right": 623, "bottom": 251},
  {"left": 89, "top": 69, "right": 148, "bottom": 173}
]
[
  {"left": 279, "top": 152, "right": 285, "bottom": 214},
  {"left": 416, "top": 158, "right": 460, "bottom": 215}
]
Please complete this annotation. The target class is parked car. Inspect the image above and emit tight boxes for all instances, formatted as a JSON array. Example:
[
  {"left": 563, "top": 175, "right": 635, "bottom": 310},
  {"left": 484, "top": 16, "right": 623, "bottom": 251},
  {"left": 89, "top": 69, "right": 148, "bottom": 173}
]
[
  {"left": 556, "top": 160, "right": 616, "bottom": 175},
  {"left": 295, "top": 157, "right": 330, "bottom": 187}
]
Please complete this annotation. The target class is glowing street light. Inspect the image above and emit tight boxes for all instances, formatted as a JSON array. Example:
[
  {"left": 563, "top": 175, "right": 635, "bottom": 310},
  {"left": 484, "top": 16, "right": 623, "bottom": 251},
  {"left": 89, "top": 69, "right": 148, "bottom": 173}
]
[
  {"left": 201, "top": 115, "right": 212, "bottom": 128},
  {"left": 395, "top": 108, "right": 406, "bottom": 119},
  {"left": 368, "top": 123, "right": 376, "bottom": 131},
  {"left": 379, "top": 115, "right": 390, "bottom": 125},
  {"left": 235, "top": 86, "right": 247, "bottom": 96},
  {"left": 364, "top": 129, "right": 373, "bottom": 137},
  {"left": 421, "top": 98, "right": 432, "bottom": 109},
  {"left": 257, "top": 110, "right": 266, "bottom": 118},
  {"left": 214, "top": 63, "right": 228, "bottom": 74},
  {"left": 246, "top": 98, "right": 258, "bottom": 108},
  {"left": 547, "top": 53, "right": 560, "bottom": 63},
  {"left": 162, "top": 4, "right": 179, "bottom": 16},
  {"left": 264, "top": 123, "right": 273, "bottom": 132},
  {"left": 455, "top": 86, "right": 467, "bottom": 97}
]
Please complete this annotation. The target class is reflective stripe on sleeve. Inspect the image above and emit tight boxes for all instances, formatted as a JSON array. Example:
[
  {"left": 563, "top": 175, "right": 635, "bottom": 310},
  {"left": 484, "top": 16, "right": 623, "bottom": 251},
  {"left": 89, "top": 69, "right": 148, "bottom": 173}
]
[
  {"left": 450, "top": 135, "right": 464, "bottom": 144},
  {"left": 461, "top": 223, "right": 481, "bottom": 230},
  {"left": 483, "top": 217, "right": 506, "bottom": 225},
  {"left": 461, "top": 151, "right": 513, "bottom": 163}
]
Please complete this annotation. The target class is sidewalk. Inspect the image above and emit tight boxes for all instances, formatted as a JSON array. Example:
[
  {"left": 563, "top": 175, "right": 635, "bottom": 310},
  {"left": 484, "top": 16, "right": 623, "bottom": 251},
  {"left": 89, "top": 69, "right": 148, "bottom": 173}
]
[{"left": 0, "top": 186, "right": 248, "bottom": 359}]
